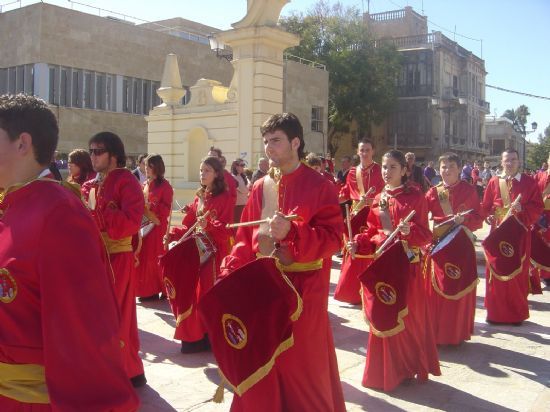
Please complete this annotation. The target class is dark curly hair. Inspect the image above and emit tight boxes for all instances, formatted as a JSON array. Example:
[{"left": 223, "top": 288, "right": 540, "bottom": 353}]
[
  {"left": 260, "top": 113, "right": 305, "bottom": 160},
  {"left": 382, "top": 150, "right": 408, "bottom": 186},
  {"left": 88, "top": 131, "right": 126, "bottom": 168},
  {"left": 68, "top": 149, "right": 94, "bottom": 185}
]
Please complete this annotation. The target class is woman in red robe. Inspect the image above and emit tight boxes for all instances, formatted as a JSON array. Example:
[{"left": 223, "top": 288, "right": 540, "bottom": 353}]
[
  {"left": 168, "top": 156, "right": 235, "bottom": 353},
  {"left": 135, "top": 154, "right": 173, "bottom": 300},
  {"left": 350, "top": 150, "right": 440, "bottom": 392}
]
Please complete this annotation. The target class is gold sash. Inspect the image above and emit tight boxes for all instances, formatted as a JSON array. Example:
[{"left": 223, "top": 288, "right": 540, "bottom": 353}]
[
  {"left": 542, "top": 175, "right": 550, "bottom": 210},
  {"left": 101, "top": 233, "right": 133, "bottom": 254},
  {"left": 355, "top": 166, "right": 366, "bottom": 197},
  {"left": 433, "top": 185, "right": 454, "bottom": 239},
  {"left": 0, "top": 362, "right": 49, "bottom": 404},
  {"left": 258, "top": 172, "right": 280, "bottom": 256},
  {"left": 378, "top": 193, "right": 394, "bottom": 236}
]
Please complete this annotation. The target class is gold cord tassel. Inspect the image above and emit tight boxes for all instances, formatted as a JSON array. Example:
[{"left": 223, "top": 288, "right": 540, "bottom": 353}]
[{"left": 213, "top": 374, "right": 226, "bottom": 403}]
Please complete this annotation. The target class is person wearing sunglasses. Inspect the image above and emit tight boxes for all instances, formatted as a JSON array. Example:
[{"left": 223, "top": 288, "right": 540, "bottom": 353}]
[
  {"left": 82, "top": 131, "right": 147, "bottom": 388},
  {"left": 0, "top": 94, "right": 138, "bottom": 410}
]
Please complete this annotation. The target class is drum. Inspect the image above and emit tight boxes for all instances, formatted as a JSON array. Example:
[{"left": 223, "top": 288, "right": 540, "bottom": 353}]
[
  {"left": 197, "top": 257, "right": 302, "bottom": 397},
  {"left": 429, "top": 225, "right": 478, "bottom": 299},
  {"left": 194, "top": 231, "right": 217, "bottom": 266}
]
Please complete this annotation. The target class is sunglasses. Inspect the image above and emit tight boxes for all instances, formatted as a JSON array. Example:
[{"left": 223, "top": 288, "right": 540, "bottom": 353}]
[{"left": 89, "top": 148, "right": 108, "bottom": 156}]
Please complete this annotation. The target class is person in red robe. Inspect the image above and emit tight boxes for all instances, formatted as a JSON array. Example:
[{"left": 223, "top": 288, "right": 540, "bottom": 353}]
[
  {"left": 0, "top": 94, "right": 138, "bottom": 411},
  {"left": 220, "top": 113, "right": 346, "bottom": 412},
  {"left": 481, "top": 148, "right": 543, "bottom": 324},
  {"left": 82, "top": 132, "right": 146, "bottom": 387},
  {"left": 425, "top": 153, "right": 483, "bottom": 345},
  {"left": 167, "top": 156, "right": 235, "bottom": 353},
  {"left": 349, "top": 149, "right": 440, "bottom": 392},
  {"left": 335, "top": 139, "right": 384, "bottom": 304},
  {"left": 135, "top": 154, "right": 173, "bottom": 300},
  {"left": 533, "top": 152, "right": 550, "bottom": 285},
  {"left": 208, "top": 146, "right": 237, "bottom": 214}
]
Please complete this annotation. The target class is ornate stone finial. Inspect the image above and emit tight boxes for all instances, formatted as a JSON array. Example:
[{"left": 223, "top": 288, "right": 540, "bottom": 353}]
[
  {"left": 232, "top": 0, "right": 289, "bottom": 28},
  {"left": 156, "top": 53, "right": 185, "bottom": 106}
]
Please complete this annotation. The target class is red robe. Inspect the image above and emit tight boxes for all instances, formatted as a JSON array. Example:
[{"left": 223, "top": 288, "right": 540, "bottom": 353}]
[
  {"left": 135, "top": 179, "right": 173, "bottom": 297},
  {"left": 0, "top": 179, "right": 138, "bottom": 411},
  {"left": 220, "top": 164, "right": 346, "bottom": 412},
  {"left": 82, "top": 168, "right": 145, "bottom": 379},
  {"left": 169, "top": 189, "right": 234, "bottom": 342},
  {"left": 481, "top": 174, "right": 543, "bottom": 323},
  {"left": 335, "top": 163, "right": 384, "bottom": 304},
  {"left": 533, "top": 171, "right": 550, "bottom": 280},
  {"left": 356, "top": 185, "right": 440, "bottom": 391},
  {"left": 425, "top": 181, "right": 483, "bottom": 344}
]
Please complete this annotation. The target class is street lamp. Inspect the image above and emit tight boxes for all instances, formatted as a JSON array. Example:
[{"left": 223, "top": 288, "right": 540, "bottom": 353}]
[
  {"left": 512, "top": 120, "right": 537, "bottom": 170},
  {"left": 208, "top": 34, "right": 233, "bottom": 61},
  {"left": 431, "top": 97, "right": 467, "bottom": 153}
]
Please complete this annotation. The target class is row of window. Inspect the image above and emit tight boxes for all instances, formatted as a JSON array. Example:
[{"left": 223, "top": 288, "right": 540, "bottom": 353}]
[{"left": 0, "top": 64, "right": 192, "bottom": 115}]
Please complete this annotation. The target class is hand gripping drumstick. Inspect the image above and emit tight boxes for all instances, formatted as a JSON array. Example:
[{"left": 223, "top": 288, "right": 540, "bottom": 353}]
[{"left": 375, "top": 210, "right": 415, "bottom": 257}]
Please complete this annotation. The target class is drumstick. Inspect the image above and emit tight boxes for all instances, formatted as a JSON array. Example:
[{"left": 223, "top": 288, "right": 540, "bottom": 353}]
[
  {"left": 345, "top": 204, "right": 355, "bottom": 259},
  {"left": 375, "top": 210, "right": 416, "bottom": 257},
  {"left": 433, "top": 209, "right": 474, "bottom": 230},
  {"left": 174, "top": 210, "right": 211, "bottom": 246},
  {"left": 352, "top": 186, "right": 376, "bottom": 214},
  {"left": 226, "top": 214, "right": 299, "bottom": 229}
]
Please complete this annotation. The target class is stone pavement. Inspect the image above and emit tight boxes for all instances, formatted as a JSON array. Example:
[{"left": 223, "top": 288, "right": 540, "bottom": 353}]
[{"left": 134, "top": 223, "right": 550, "bottom": 411}]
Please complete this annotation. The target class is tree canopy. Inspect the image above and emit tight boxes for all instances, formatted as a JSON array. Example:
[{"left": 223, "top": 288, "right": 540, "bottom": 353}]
[
  {"left": 527, "top": 123, "right": 550, "bottom": 170},
  {"left": 280, "top": 0, "right": 402, "bottom": 155}
]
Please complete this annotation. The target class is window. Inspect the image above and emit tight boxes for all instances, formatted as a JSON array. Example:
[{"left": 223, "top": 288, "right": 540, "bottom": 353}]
[
  {"left": 60, "top": 68, "right": 70, "bottom": 107},
  {"left": 0, "top": 68, "right": 7, "bottom": 95},
  {"left": 72, "top": 70, "right": 82, "bottom": 107},
  {"left": 48, "top": 67, "right": 57, "bottom": 104},
  {"left": 311, "top": 106, "right": 323, "bottom": 132},
  {"left": 96, "top": 73, "right": 106, "bottom": 110},
  {"left": 84, "top": 72, "right": 93, "bottom": 108},
  {"left": 123, "top": 78, "right": 130, "bottom": 113}
]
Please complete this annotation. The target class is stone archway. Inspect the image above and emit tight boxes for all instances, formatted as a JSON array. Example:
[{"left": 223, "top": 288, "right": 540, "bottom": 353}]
[{"left": 187, "top": 127, "right": 211, "bottom": 182}]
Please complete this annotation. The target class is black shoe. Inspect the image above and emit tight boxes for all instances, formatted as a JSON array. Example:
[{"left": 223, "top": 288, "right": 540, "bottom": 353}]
[
  {"left": 180, "top": 337, "right": 210, "bottom": 353},
  {"left": 130, "top": 373, "right": 147, "bottom": 388},
  {"left": 138, "top": 294, "right": 160, "bottom": 302}
]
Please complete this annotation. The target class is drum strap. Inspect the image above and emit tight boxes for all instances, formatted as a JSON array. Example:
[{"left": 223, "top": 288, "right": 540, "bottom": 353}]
[
  {"left": 498, "top": 177, "right": 512, "bottom": 209},
  {"left": 542, "top": 174, "right": 550, "bottom": 210},
  {"left": 355, "top": 166, "right": 366, "bottom": 197},
  {"left": 436, "top": 185, "right": 454, "bottom": 216},
  {"left": 258, "top": 173, "right": 279, "bottom": 256},
  {"left": 378, "top": 192, "right": 394, "bottom": 235}
]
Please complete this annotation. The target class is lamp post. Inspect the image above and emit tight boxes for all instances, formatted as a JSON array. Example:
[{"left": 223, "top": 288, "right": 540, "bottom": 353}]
[
  {"left": 512, "top": 120, "right": 538, "bottom": 171},
  {"left": 431, "top": 97, "right": 467, "bottom": 154},
  {"left": 208, "top": 34, "right": 233, "bottom": 61}
]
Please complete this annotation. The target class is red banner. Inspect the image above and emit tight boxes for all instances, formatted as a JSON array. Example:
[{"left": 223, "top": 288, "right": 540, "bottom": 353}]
[
  {"left": 197, "top": 257, "right": 302, "bottom": 396},
  {"left": 358, "top": 241, "right": 410, "bottom": 337},
  {"left": 530, "top": 229, "right": 550, "bottom": 271},
  {"left": 482, "top": 215, "right": 528, "bottom": 281},
  {"left": 159, "top": 237, "right": 201, "bottom": 325},
  {"left": 430, "top": 226, "right": 478, "bottom": 299},
  {"left": 350, "top": 206, "right": 370, "bottom": 238}
]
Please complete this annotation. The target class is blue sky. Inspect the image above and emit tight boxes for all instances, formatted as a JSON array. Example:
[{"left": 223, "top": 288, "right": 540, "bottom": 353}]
[{"left": 5, "top": 0, "right": 549, "bottom": 140}]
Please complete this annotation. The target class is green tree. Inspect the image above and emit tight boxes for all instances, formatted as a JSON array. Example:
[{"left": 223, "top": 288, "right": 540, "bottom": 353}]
[
  {"left": 280, "top": 1, "right": 402, "bottom": 155},
  {"left": 527, "top": 123, "right": 550, "bottom": 170},
  {"left": 502, "top": 105, "right": 530, "bottom": 130}
]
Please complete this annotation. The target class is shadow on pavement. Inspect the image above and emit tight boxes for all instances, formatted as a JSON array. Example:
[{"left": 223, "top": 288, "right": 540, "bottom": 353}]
[
  {"left": 341, "top": 381, "right": 406, "bottom": 411},
  {"left": 135, "top": 385, "right": 178, "bottom": 412},
  {"left": 438, "top": 340, "right": 550, "bottom": 386}
]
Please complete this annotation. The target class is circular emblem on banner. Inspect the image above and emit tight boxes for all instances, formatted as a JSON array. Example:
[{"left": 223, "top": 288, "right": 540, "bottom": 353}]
[
  {"left": 0, "top": 268, "right": 17, "bottom": 303},
  {"left": 498, "top": 241, "right": 514, "bottom": 258},
  {"left": 222, "top": 314, "right": 248, "bottom": 350},
  {"left": 375, "top": 282, "right": 397, "bottom": 305},
  {"left": 444, "top": 263, "right": 462, "bottom": 280},
  {"left": 163, "top": 277, "right": 176, "bottom": 300}
]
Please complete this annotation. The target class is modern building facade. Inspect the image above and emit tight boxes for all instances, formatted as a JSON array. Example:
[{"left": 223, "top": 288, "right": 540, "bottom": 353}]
[
  {"left": 0, "top": 2, "right": 328, "bottom": 163},
  {"left": 365, "top": 6, "right": 490, "bottom": 163}
]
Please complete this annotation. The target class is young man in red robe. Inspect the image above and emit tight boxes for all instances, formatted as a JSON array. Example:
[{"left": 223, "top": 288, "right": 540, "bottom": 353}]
[
  {"left": 220, "top": 113, "right": 346, "bottom": 412},
  {"left": 82, "top": 132, "right": 146, "bottom": 387},
  {"left": 335, "top": 139, "right": 384, "bottom": 304},
  {"left": 425, "top": 153, "right": 483, "bottom": 345},
  {"left": 481, "top": 148, "right": 543, "bottom": 324},
  {"left": 533, "top": 151, "right": 550, "bottom": 286},
  {"left": 0, "top": 94, "right": 138, "bottom": 410}
]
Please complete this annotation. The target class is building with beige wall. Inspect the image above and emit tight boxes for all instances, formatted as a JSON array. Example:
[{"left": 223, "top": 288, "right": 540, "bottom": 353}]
[
  {"left": 0, "top": 2, "right": 329, "bottom": 164},
  {"left": 484, "top": 116, "right": 524, "bottom": 167},
  {"left": 363, "top": 6, "right": 490, "bottom": 163}
]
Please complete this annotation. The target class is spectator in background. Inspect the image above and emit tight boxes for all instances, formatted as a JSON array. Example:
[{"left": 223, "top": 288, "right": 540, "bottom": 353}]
[
  {"left": 251, "top": 157, "right": 269, "bottom": 183},
  {"left": 424, "top": 161, "right": 436, "bottom": 186},
  {"left": 337, "top": 156, "right": 352, "bottom": 185},
  {"left": 67, "top": 149, "right": 96, "bottom": 186},
  {"left": 405, "top": 152, "right": 427, "bottom": 192},
  {"left": 133, "top": 153, "right": 148, "bottom": 184},
  {"left": 231, "top": 158, "right": 250, "bottom": 223},
  {"left": 461, "top": 162, "right": 473, "bottom": 184}
]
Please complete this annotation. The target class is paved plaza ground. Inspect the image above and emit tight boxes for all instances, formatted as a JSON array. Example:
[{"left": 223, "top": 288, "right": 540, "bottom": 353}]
[{"left": 134, "top": 223, "right": 550, "bottom": 411}]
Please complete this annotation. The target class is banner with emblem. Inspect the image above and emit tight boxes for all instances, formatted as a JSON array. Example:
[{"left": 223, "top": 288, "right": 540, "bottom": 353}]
[
  {"left": 429, "top": 226, "right": 478, "bottom": 299},
  {"left": 159, "top": 237, "right": 201, "bottom": 326},
  {"left": 197, "top": 257, "right": 302, "bottom": 397},
  {"left": 349, "top": 205, "right": 370, "bottom": 238},
  {"left": 482, "top": 215, "right": 527, "bottom": 281},
  {"left": 358, "top": 241, "right": 409, "bottom": 337}
]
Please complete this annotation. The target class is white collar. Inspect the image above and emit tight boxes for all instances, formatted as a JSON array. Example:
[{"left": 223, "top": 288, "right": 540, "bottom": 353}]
[
  {"left": 500, "top": 172, "right": 521, "bottom": 182},
  {"left": 38, "top": 168, "right": 51, "bottom": 178}
]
